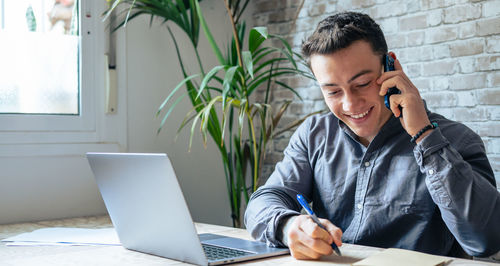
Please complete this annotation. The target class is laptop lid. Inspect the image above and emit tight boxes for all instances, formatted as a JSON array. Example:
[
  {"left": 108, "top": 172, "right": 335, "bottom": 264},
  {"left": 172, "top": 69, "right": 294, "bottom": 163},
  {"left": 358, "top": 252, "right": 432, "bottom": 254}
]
[
  {"left": 86, "top": 152, "right": 289, "bottom": 266},
  {"left": 87, "top": 152, "right": 208, "bottom": 265}
]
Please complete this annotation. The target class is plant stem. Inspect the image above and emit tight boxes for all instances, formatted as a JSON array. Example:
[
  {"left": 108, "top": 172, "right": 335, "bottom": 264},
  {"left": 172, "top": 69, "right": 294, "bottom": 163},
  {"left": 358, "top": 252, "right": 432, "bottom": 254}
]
[
  {"left": 223, "top": 0, "right": 243, "bottom": 69},
  {"left": 246, "top": 107, "right": 259, "bottom": 192}
]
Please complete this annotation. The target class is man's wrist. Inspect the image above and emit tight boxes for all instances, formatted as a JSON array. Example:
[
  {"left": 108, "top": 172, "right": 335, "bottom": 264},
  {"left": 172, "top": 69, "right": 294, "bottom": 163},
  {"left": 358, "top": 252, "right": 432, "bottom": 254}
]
[{"left": 278, "top": 215, "right": 297, "bottom": 247}]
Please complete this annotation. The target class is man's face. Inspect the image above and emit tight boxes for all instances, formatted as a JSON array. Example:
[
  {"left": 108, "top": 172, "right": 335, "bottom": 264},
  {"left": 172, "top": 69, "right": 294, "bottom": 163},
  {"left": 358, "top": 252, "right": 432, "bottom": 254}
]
[{"left": 310, "top": 40, "right": 392, "bottom": 145}]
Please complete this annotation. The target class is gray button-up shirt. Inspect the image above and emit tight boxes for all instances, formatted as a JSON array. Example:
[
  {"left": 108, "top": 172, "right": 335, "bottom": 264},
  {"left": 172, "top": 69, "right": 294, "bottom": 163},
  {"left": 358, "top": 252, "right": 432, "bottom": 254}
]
[{"left": 244, "top": 110, "right": 500, "bottom": 257}]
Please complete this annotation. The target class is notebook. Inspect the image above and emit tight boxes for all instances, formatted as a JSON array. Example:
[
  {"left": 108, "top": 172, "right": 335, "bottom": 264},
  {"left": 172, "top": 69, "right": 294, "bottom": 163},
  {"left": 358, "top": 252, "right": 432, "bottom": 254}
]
[{"left": 86, "top": 152, "right": 289, "bottom": 265}]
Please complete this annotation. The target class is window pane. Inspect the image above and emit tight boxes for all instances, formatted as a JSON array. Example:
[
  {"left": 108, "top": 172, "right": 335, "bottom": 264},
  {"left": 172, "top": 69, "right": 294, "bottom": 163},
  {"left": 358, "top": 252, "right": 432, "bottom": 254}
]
[{"left": 0, "top": 0, "right": 79, "bottom": 115}]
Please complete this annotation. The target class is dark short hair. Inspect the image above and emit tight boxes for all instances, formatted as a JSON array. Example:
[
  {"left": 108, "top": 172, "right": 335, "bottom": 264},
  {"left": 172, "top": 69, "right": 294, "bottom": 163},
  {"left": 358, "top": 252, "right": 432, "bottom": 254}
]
[{"left": 301, "top": 12, "right": 388, "bottom": 64}]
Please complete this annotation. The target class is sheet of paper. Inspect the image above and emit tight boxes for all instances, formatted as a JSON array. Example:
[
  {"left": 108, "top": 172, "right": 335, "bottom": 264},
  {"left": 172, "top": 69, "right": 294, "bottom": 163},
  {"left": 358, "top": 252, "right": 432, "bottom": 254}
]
[
  {"left": 353, "top": 248, "right": 449, "bottom": 266},
  {"left": 1, "top": 227, "right": 121, "bottom": 246}
]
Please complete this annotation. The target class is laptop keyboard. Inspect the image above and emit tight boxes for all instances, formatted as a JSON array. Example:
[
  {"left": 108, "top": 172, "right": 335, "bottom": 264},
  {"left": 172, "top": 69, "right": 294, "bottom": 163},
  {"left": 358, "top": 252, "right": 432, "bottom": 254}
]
[{"left": 202, "top": 243, "right": 253, "bottom": 261}]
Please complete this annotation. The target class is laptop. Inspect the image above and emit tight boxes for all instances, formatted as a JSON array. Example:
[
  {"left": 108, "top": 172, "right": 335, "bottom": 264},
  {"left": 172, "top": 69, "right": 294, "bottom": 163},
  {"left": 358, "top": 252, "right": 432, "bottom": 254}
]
[{"left": 86, "top": 152, "right": 289, "bottom": 265}]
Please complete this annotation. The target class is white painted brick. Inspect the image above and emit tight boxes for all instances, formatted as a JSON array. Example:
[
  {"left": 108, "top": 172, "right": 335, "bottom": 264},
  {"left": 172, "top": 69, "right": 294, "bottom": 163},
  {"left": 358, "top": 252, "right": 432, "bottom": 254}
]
[
  {"left": 449, "top": 73, "right": 487, "bottom": 90},
  {"left": 477, "top": 55, "right": 500, "bottom": 71},
  {"left": 450, "top": 39, "right": 484, "bottom": 57},
  {"left": 476, "top": 88, "right": 500, "bottom": 105},
  {"left": 433, "top": 77, "right": 450, "bottom": 90},
  {"left": 422, "top": 60, "right": 457, "bottom": 76},
  {"left": 432, "top": 44, "right": 451, "bottom": 59},
  {"left": 458, "top": 57, "right": 477, "bottom": 74},
  {"left": 478, "top": 123, "right": 500, "bottom": 137},
  {"left": 325, "top": 1, "right": 338, "bottom": 14},
  {"left": 486, "top": 36, "right": 500, "bottom": 53},
  {"left": 421, "top": 0, "right": 448, "bottom": 10},
  {"left": 477, "top": 17, "right": 500, "bottom": 36},
  {"left": 432, "top": 107, "right": 455, "bottom": 120},
  {"left": 412, "top": 78, "right": 432, "bottom": 92},
  {"left": 297, "top": 87, "right": 323, "bottom": 101},
  {"left": 427, "top": 9, "right": 443, "bottom": 26},
  {"left": 297, "top": 5, "right": 309, "bottom": 18},
  {"left": 456, "top": 90, "right": 477, "bottom": 107},
  {"left": 483, "top": 0, "right": 500, "bottom": 17},
  {"left": 490, "top": 155, "right": 500, "bottom": 172},
  {"left": 458, "top": 22, "right": 477, "bottom": 39},
  {"left": 422, "top": 91, "right": 457, "bottom": 107},
  {"left": 487, "top": 106, "right": 500, "bottom": 120},
  {"left": 405, "top": 63, "right": 422, "bottom": 78},
  {"left": 407, "top": 31, "right": 425, "bottom": 46},
  {"left": 454, "top": 107, "right": 488, "bottom": 121},
  {"left": 407, "top": 1, "right": 420, "bottom": 13},
  {"left": 369, "top": 2, "right": 407, "bottom": 19},
  {"left": 379, "top": 17, "right": 399, "bottom": 34},
  {"left": 399, "top": 14, "right": 427, "bottom": 31},
  {"left": 386, "top": 34, "right": 407, "bottom": 49},
  {"left": 443, "top": 4, "right": 481, "bottom": 24},
  {"left": 313, "top": 101, "right": 327, "bottom": 112},
  {"left": 425, "top": 26, "right": 458, "bottom": 44},
  {"left": 485, "top": 138, "right": 500, "bottom": 153},
  {"left": 487, "top": 72, "right": 500, "bottom": 87},
  {"left": 397, "top": 47, "right": 423, "bottom": 62},
  {"left": 307, "top": 3, "right": 327, "bottom": 16}
]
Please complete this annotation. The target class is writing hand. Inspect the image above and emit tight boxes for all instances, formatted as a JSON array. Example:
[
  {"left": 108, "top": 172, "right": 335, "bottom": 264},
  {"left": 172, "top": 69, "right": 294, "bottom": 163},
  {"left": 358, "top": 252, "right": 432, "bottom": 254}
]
[{"left": 285, "top": 215, "right": 343, "bottom": 260}]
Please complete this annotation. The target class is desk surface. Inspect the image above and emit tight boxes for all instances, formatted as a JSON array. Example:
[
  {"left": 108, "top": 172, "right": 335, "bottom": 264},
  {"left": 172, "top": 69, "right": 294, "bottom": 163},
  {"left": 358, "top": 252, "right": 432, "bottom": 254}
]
[{"left": 0, "top": 215, "right": 496, "bottom": 266}]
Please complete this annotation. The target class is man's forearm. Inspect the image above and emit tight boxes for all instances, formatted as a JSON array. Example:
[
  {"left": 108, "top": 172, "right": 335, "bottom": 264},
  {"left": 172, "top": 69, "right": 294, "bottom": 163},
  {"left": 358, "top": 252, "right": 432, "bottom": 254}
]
[{"left": 244, "top": 187, "right": 301, "bottom": 247}]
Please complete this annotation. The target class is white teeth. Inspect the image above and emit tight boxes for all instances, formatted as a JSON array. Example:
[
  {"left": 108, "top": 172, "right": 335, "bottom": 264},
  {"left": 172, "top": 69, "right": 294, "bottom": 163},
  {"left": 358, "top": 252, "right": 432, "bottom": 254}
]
[{"left": 350, "top": 109, "right": 370, "bottom": 119}]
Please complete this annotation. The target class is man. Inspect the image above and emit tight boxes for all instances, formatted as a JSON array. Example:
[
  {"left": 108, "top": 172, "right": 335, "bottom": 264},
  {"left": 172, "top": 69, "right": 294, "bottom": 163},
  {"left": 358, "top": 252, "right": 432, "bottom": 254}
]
[{"left": 244, "top": 12, "right": 500, "bottom": 260}]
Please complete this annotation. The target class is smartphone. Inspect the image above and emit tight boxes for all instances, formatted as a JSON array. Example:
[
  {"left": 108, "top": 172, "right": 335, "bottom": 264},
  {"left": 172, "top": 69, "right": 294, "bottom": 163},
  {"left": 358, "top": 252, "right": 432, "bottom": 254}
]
[{"left": 383, "top": 54, "right": 402, "bottom": 112}]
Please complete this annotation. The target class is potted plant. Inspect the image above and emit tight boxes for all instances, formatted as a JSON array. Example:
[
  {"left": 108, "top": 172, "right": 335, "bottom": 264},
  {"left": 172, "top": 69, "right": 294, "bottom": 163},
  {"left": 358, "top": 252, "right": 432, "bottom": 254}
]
[{"left": 105, "top": 0, "right": 319, "bottom": 227}]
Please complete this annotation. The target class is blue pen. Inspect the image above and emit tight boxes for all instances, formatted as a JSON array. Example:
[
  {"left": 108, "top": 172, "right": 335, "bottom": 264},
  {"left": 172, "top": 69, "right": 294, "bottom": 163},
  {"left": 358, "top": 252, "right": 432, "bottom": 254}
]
[{"left": 296, "top": 194, "right": 342, "bottom": 256}]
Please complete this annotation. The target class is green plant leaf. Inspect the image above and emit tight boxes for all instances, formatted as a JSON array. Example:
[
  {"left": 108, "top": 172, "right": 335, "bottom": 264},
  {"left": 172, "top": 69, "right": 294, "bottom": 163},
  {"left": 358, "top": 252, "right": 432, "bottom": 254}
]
[
  {"left": 270, "top": 34, "right": 293, "bottom": 57},
  {"left": 157, "top": 74, "right": 200, "bottom": 117},
  {"left": 222, "top": 66, "right": 239, "bottom": 110},
  {"left": 194, "top": 0, "right": 225, "bottom": 64},
  {"left": 274, "top": 80, "right": 303, "bottom": 101},
  {"left": 158, "top": 93, "right": 186, "bottom": 135},
  {"left": 197, "top": 65, "right": 225, "bottom": 100},
  {"left": 249, "top": 27, "right": 268, "bottom": 53},
  {"left": 242, "top": 51, "right": 254, "bottom": 79}
]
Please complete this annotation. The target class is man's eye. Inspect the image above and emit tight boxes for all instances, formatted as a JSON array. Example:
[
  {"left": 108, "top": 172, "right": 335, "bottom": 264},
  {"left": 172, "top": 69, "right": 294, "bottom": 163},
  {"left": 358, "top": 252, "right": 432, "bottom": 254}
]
[
  {"left": 328, "top": 90, "right": 340, "bottom": 96},
  {"left": 358, "top": 81, "right": 371, "bottom": 87}
]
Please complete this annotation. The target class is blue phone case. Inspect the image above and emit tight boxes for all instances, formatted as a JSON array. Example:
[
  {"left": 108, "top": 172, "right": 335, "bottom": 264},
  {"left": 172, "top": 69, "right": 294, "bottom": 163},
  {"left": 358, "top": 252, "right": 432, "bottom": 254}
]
[{"left": 383, "top": 54, "right": 401, "bottom": 111}]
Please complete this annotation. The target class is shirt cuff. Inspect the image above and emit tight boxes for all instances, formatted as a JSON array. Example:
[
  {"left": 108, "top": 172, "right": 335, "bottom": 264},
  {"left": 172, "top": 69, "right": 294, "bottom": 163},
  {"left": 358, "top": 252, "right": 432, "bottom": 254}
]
[
  {"left": 271, "top": 211, "right": 300, "bottom": 247},
  {"left": 413, "top": 127, "right": 450, "bottom": 165}
]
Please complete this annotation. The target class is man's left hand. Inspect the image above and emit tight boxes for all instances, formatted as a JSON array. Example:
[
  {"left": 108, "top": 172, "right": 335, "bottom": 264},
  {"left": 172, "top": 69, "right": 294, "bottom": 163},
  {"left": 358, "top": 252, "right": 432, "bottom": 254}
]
[{"left": 377, "top": 53, "right": 432, "bottom": 141}]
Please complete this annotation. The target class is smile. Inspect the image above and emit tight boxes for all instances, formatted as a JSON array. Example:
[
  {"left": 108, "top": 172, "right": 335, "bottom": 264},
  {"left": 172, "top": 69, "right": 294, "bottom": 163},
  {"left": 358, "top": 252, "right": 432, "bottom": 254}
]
[{"left": 347, "top": 107, "right": 372, "bottom": 119}]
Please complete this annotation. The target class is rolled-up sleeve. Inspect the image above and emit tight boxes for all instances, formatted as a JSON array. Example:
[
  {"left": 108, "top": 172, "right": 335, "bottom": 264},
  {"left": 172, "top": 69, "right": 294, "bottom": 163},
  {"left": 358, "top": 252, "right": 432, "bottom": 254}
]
[
  {"left": 244, "top": 118, "right": 315, "bottom": 247},
  {"left": 414, "top": 126, "right": 500, "bottom": 257}
]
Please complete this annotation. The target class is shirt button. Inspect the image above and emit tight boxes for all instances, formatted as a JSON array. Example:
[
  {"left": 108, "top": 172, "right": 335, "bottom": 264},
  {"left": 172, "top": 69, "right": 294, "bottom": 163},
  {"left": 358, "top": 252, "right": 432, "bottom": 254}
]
[
  {"left": 428, "top": 169, "right": 435, "bottom": 175},
  {"left": 357, "top": 203, "right": 363, "bottom": 210},
  {"left": 364, "top": 161, "right": 370, "bottom": 167}
]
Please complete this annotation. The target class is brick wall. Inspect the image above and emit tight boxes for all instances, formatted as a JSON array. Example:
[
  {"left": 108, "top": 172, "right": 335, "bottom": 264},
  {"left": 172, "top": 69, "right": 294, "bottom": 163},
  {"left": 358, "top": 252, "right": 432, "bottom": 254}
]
[{"left": 253, "top": 0, "right": 500, "bottom": 189}]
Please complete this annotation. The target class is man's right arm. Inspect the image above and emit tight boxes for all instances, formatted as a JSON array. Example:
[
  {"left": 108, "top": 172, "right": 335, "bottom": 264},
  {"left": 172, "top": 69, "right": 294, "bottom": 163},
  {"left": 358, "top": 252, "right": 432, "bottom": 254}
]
[
  {"left": 244, "top": 117, "right": 314, "bottom": 246},
  {"left": 243, "top": 116, "right": 343, "bottom": 259}
]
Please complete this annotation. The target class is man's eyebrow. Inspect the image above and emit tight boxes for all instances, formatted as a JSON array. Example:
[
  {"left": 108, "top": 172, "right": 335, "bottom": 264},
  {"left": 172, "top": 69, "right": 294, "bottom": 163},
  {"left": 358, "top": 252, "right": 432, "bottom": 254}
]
[{"left": 319, "top": 69, "right": 373, "bottom": 87}]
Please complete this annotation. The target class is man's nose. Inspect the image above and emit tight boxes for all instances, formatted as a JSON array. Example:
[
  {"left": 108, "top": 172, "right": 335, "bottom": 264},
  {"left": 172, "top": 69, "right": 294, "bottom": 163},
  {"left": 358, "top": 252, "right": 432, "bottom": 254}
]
[{"left": 342, "top": 91, "right": 360, "bottom": 111}]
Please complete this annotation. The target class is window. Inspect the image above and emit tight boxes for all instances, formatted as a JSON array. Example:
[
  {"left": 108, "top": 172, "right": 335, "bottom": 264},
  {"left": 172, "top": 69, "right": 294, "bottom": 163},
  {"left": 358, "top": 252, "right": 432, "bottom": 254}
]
[
  {"left": 0, "top": 0, "right": 79, "bottom": 115},
  {"left": 0, "top": 0, "right": 126, "bottom": 156}
]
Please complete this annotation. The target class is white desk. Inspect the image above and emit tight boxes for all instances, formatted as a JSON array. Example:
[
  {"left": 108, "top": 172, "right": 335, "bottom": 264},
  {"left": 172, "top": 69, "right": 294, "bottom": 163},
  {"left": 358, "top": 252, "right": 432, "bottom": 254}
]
[{"left": 0, "top": 215, "right": 497, "bottom": 265}]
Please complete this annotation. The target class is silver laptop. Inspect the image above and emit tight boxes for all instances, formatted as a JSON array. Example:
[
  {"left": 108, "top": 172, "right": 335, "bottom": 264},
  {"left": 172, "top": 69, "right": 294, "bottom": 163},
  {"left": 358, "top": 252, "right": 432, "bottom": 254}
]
[{"left": 86, "top": 152, "right": 288, "bottom": 265}]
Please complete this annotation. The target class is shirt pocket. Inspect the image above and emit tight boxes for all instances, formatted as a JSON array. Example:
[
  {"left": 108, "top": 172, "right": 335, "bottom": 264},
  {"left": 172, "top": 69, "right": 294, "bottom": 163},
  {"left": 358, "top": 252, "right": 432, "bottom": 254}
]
[{"left": 369, "top": 155, "right": 431, "bottom": 208}]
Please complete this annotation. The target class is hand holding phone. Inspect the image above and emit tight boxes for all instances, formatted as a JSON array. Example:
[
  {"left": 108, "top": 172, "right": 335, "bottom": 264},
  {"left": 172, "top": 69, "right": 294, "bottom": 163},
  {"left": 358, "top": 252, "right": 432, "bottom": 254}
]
[{"left": 383, "top": 54, "right": 402, "bottom": 114}]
